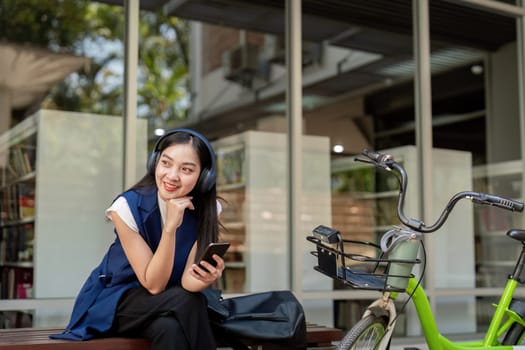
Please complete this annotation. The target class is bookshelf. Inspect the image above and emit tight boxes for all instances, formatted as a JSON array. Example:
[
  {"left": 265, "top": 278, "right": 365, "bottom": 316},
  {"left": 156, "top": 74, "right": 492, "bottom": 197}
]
[
  {"left": 0, "top": 116, "right": 37, "bottom": 300},
  {"left": 0, "top": 116, "right": 37, "bottom": 328},
  {"left": 212, "top": 131, "right": 333, "bottom": 298},
  {"left": 0, "top": 110, "right": 147, "bottom": 328}
]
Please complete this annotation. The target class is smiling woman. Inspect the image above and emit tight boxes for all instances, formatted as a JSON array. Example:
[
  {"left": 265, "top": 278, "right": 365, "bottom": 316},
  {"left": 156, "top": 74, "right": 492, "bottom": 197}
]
[
  {"left": 50, "top": 128, "right": 223, "bottom": 350},
  {"left": 154, "top": 143, "right": 201, "bottom": 200}
]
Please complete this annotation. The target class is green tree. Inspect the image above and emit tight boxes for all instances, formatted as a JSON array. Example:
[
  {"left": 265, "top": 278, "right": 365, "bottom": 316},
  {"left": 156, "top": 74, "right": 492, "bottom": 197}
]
[
  {"left": 0, "top": 0, "right": 89, "bottom": 50},
  {"left": 44, "top": 4, "right": 126, "bottom": 116},
  {"left": 0, "top": 0, "right": 190, "bottom": 127},
  {"left": 138, "top": 12, "right": 190, "bottom": 126}
]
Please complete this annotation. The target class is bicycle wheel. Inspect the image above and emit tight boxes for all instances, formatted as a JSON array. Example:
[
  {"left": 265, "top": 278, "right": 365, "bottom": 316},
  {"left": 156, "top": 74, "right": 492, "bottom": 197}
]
[
  {"left": 337, "top": 314, "right": 389, "bottom": 350},
  {"left": 502, "top": 323, "right": 525, "bottom": 345}
]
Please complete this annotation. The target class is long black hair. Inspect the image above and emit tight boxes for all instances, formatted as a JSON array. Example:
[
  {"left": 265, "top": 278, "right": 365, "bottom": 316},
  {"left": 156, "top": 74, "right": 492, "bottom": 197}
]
[{"left": 130, "top": 131, "right": 221, "bottom": 263}]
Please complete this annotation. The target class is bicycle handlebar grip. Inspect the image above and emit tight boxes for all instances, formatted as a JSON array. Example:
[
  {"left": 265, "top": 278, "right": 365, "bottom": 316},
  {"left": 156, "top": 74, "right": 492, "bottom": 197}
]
[
  {"left": 362, "top": 148, "right": 394, "bottom": 164},
  {"left": 473, "top": 192, "right": 524, "bottom": 212}
]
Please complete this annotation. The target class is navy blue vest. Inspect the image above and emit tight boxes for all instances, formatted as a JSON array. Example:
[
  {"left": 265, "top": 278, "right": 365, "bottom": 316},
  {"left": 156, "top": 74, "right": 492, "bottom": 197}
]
[{"left": 51, "top": 187, "right": 198, "bottom": 340}]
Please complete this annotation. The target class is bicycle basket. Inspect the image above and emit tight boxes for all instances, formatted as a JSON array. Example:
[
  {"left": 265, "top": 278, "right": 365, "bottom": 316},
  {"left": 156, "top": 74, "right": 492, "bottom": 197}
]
[{"left": 307, "top": 234, "right": 420, "bottom": 292}]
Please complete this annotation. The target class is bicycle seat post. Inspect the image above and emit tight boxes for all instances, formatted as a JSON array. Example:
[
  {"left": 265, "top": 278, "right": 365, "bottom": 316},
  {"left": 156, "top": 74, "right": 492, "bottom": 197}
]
[
  {"left": 510, "top": 243, "right": 525, "bottom": 282},
  {"left": 506, "top": 229, "right": 525, "bottom": 282}
]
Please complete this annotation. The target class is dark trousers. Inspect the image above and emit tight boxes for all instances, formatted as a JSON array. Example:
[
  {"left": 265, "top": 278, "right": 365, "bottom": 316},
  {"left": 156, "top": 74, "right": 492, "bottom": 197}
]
[{"left": 112, "top": 285, "right": 216, "bottom": 350}]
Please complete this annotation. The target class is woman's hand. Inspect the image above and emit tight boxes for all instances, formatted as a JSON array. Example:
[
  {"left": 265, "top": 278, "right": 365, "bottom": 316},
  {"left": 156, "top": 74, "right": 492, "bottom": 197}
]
[
  {"left": 181, "top": 251, "right": 225, "bottom": 292},
  {"left": 164, "top": 196, "right": 194, "bottom": 233},
  {"left": 190, "top": 253, "right": 225, "bottom": 285}
]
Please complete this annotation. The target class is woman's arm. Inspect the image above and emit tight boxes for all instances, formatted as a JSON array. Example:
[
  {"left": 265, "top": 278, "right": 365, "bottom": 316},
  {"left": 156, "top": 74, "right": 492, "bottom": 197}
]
[
  {"left": 109, "top": 194, "right": 193, "bottom": 294},
  {"left": 110, "top": 211, "right": 177, "bottom": 294}
]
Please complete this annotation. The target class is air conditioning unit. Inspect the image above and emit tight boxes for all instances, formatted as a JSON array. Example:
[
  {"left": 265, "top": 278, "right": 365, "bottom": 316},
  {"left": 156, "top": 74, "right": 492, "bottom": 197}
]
[
  {"left": 264, "top": 35, "right": 323, "bottom": 66},
  {"left": 222, "top": 44, "right": 261, "bottom": 88}
]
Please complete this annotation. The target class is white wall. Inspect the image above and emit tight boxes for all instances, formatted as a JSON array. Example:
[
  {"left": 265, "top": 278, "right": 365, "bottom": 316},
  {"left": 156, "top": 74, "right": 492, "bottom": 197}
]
[
  {"left": 34, "top": 110, "right": 147, "bottom": 299},
  {"left": 30, "top": 110, "right": 147, "bottom": 326}
]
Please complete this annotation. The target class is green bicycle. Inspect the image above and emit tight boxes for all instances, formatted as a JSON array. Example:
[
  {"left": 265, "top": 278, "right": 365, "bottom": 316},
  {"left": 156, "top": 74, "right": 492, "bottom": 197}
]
[{"left": 307, "top": 148, "right": 525, "bottom": 350}]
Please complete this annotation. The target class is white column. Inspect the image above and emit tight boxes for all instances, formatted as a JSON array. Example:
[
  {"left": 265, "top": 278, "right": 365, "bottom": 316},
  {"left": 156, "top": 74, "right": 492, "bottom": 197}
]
[
  {"left": 412, "top": 0, "right": 435, "bottom": 334},
  {"left": 517, "top": 1, "right": 525, "bottom": 229},
  {"left": 286, "top": 0, "right": 303, "bottom": 294},
  {"left": 123, "top": 0, "right": 139, "bottom": 189}
]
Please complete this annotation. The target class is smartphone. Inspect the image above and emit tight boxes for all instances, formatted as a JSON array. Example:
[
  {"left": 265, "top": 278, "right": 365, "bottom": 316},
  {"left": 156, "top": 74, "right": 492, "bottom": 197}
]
[{"left": 197, "top": 242, "right": 230, "bottom": 271}]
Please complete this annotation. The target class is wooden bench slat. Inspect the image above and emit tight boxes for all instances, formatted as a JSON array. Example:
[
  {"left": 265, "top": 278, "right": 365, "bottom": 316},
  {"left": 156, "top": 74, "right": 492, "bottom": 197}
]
[
  {"left": 0, "top": 328, "right": 151, "bottom": 350},
  {"left": 0, "top": 324, "right": 342, "bottom": 349},
  {"left": 304, "top": 324, "right": 342, "bottom": 347}
]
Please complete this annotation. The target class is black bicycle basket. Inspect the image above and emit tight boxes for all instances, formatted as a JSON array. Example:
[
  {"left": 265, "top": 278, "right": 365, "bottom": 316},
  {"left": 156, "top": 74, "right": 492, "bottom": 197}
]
[{"left": 307, "top": 232, "right": 421, "bottom": 292}]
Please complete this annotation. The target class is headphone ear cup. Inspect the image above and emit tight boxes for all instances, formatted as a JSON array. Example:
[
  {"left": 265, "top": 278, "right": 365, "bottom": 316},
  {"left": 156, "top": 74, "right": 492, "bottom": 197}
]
[
  {"left": 196, "top": 168, "right": 216, "bottom": 193},
  {"left": 146, "top": 151, "right": 159, "bottom": 176}
]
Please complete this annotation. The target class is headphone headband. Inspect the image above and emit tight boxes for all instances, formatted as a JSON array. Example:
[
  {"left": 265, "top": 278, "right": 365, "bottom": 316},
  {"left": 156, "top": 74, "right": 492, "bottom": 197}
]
[{"left": 147, "top": 128, "right": 217, "bottom": 193}]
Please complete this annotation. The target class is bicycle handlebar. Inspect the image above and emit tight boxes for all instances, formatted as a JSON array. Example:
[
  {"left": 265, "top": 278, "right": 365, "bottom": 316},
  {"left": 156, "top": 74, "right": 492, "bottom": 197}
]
[
  {"left": 469, "top": 191, "right": 524, "bottom": 211},
  {"left": 356, "top": 148, "right": 524, "bottom": 233}
]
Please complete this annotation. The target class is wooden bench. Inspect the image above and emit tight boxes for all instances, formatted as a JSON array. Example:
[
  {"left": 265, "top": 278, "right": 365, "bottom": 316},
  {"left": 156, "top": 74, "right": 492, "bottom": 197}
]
[
  {"left": 304, "top": 324, "right": 343, "bottom": 348},
  {"left": 0, "top": 324, "right": 342, "bottom": 349}
]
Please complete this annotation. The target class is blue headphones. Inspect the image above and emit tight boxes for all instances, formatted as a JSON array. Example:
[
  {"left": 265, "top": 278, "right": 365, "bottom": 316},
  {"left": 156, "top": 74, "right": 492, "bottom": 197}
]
[{"left": 146, "top": 128, "right": 217, "bottom": 193}]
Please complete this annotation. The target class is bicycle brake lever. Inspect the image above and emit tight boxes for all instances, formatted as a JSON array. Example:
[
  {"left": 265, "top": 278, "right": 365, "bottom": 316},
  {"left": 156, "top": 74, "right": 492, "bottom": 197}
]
[
  {"left": 354, "top": 156, "right": 374, "bottom": 164},
  {"left": 355, "top": 156, "right": 393, "bottom": 171},
  {"left": 362, "top": 148, "right": 394, "bottom": 163}
]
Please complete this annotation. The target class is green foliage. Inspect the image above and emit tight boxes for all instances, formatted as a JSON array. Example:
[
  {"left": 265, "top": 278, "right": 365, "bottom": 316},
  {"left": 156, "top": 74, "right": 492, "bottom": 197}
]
[
  {"left": 0, "top": 1, "right": 190, "bottom": 127},
  {"left": 44, "top": 4, "right": 126, "bottom": 116},
  {"left": 0, "top": 0, "right": 89, "bottom": 50},
  {"left": 138, "top": 12, "right": 190, "bottom": 123}
]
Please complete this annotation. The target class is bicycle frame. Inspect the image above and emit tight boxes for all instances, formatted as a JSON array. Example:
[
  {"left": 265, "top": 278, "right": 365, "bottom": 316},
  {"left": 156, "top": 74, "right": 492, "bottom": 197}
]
[{"left": 380, "top": 277, "right": 525, "bottom": 350}]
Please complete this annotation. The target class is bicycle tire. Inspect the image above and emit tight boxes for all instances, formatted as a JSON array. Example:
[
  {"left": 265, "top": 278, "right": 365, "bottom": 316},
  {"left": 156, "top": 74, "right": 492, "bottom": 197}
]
[
  {"left": 337, "top": 314, "right": 389, "bottom": 350},
  {"left": 502, "top": 323, "right": 525, "bottom": 345}
]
